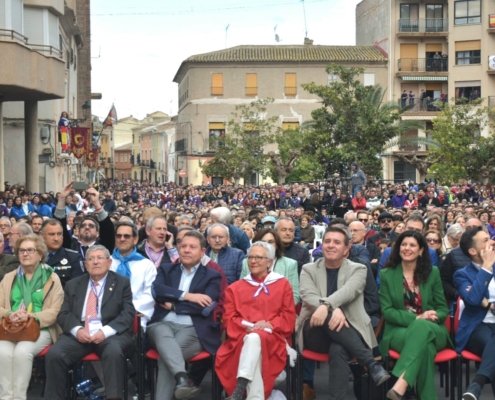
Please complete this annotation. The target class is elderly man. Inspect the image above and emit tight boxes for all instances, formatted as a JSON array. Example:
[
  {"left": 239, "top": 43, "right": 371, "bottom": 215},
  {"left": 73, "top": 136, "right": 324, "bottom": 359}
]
[
  {"left": 206, "top": 223, "right": 245, "bottom": 285},
  {"left": 215, "top": 242, "right": 296, "bottom": 399},
  {"left": 45, "top": 245, "right": 136, "bottom": 400},
  {"left": 0, "top": 232, "right": 19, "bottom": 281},
  {"left": 111, "top": 221, "right": 156, "bottom": 328},
  {"left": 275, "top": 217, "right": 310, "bottom": 274},
  {"left": 349, "top": 220, "right": 381, "bottom": 278},
  {"left": 299, "top": 226, "right": 389, "bottom": 400},
  {"left": 10, "top": 222, "right": 33, "bottom": 249},
  {"left": 210, "top": 207, "right": 250, "bottom": 254},
  {"left": 41, "top": 219, "right": 85, "bottom": 288},
  {"left": 137, "top": 216, "right": 178, "bottom": 267},
  {"left": 0, "top": 217, "right": 13, "bottom": 254},
  {"left": 147, "top": 231, "right": 221, "bottom": 400}
]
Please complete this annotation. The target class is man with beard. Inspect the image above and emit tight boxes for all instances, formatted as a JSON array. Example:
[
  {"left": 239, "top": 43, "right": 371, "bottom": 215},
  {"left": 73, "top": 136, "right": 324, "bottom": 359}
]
[
  {"left": 31, "top": 215, "right": 44, "bottom": 235},
  {"left": 368, "top": 212, "right": 398, "bottom": 247}
]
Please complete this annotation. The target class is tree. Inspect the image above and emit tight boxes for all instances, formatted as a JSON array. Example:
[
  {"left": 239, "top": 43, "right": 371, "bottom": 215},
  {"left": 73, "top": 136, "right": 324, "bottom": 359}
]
[
  {"left": 302, "top": 65, "right": 423, "bottom": 179},
  {"left": 427, "top": 98, "right": 494, "bottom": 183},
  {"left": 201, "top": 99, "right": 281, "bottom": 184}
]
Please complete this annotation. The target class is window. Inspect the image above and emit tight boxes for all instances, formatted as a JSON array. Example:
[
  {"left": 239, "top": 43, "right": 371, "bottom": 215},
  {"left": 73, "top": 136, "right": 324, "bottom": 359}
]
[
  {"left": 211, "top": 73, "right": 223, "bottom": 95},
  {"left": 454, "top": 0, "right": 481, "bottom": 25},
  {"left": 455, "top": 85, "right": 481, "bottom": 102},
  {"left": 455, "top": 40, "right": 481, "bottom": 64},
  {"left": 426, "top": 4, "right": 444, "bottom": 31},
  {"left": 209, "top": 122, "right": 225, "bottom": 149},
  {"left": 364, "top": 73, "right": 375, "bottom": 86},
  {"left": 400, "top": 4, "right": 419, "bottom": 32},
  {"left": 285, "top": 73, "right": 297, "bottom": 96},
  {"left": 328, "top": 73, "right": 338, "bottom": 85},
  {"left": 282, "top": 122, "right": 299, "bottom": 131},
  {"left": 456, "top": 50, "right": 480, "bottom": 65},
  {"left": 246, "top": 73, "right": 257, "bottom": 96},
  {"left": 394, "top": 161, "right": 417, "bottom": 182}
]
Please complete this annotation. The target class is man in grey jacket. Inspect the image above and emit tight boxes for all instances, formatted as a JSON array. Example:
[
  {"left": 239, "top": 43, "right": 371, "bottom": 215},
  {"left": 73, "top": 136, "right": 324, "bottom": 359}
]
[
  {"left": 351, "top": 162, "right": 367, "bottom": 198},
  {"left": 298, "top": 226, "right": 389, "bottom": 400}
]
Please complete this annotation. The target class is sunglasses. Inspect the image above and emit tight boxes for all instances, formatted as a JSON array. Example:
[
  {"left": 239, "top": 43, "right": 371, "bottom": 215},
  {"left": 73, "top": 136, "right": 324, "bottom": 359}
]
[
  {"left": 426, "top": 238, "right": 440, "bottom": 244},
  {"left": 358, "top": 218, "right": 369, "bottom": 222},
  {"left": 115, "top": 233, "right": 133, "bottom": 240},
  {"left": 81, "top": 223, "right": 96, "bottom": 229},
  {"left": 379, "top": 218, "right": 392, "bottom": 223}
]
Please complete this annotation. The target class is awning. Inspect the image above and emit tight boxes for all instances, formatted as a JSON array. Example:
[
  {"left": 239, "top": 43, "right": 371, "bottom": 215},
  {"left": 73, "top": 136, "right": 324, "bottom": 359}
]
[
  {"left": 401, "top": 115, "right": 438, "bottom": 120},
  {"left": 401, "top": 76, "right": 448, "bottom": 81}
]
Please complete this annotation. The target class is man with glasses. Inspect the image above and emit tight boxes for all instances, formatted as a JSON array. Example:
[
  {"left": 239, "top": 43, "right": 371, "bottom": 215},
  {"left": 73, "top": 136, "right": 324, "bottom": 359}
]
[
  {"left": 103, "top": 192, "right": 117, "bottom": 214},
  {"left": 349, "top": 220, "right": 381, "bottom": 279},
  {"left": 206, "top": 223, "right": 245, "bottom": 285},
  {"left": 368, "top": 212, "right": 398, "bottom": 247},
  {"left": 10, "top": 222, "right": 33, "bottom": 249},
  {"left": 356, "top": 210, "right": 377, "bottom": 240},
  {"left": 41, "top": 219, "right": 85, "bottom": 287},
  {"left": 55, "top": 182, "right": 115, "bottom": 259},
  {"left": 0, "top": 217, "right": 13, "bottom": 254}
]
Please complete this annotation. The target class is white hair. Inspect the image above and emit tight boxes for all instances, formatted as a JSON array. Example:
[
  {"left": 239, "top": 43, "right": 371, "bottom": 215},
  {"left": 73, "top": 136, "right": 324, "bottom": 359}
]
[
  {"left": 207, "top": 223, "right": 229, "bottom": 237},
  {"left": 250, "top": 241, "right": 276, "bottom": 260},
  {"left": 447, "top": 223, "right": 464, "bottom": 238},
  {"left": 210, "top": 207, "right": 232, "bottom": 225}
]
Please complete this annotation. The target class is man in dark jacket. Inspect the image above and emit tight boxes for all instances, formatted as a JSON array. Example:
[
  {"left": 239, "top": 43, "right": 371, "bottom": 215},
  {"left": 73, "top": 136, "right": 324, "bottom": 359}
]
[
  {"left": 136, "top": 216, "right": 177, "bottom": 267},
  {"left": 332, "top": 193, "right": 352, "bottom": 219},
  {"left": 103, "top": 193, "right": 117, "bottom": 214},
  {"left": 275, "top": 217, "right": 310, "bottom": 274},
  {"left": 0, "top": 232, "right": 19, "bottom": 281}
]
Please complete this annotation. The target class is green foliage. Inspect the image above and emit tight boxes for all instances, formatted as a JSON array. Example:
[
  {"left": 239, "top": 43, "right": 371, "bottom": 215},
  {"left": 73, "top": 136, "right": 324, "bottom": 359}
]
[
  {"left": 428, "top": 98, "right": 494, "bottom": 183},
  {"left": 201, "top": 99, "right": 281, "bottom": 184},
  {"left": 302, "top": 64, "right": 422, "bottom": 179}
]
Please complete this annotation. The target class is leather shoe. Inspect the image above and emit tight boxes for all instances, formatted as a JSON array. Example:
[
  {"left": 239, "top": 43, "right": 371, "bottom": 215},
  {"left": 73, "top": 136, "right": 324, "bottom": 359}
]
[
  {"left": 405, "top": 388, "right": 418, "bottom": 400},
  {"left": 369, "top": 362, "right": 391, "bottom": 386},
  {"left": 174, "top": 375, "right": 201, "bottom": 399},
  {"left": 303, "top": 383, "right": 316, "bottom": 400}
]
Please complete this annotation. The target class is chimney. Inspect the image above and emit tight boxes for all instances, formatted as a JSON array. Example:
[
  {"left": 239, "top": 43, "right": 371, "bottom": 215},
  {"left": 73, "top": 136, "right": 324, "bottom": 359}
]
[{"left": 304, "top": 37, "right": 314, "bottom": 45}]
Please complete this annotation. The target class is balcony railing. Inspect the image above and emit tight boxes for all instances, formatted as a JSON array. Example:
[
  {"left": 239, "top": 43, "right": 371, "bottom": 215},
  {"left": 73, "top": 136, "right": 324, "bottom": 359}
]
[
  {"left": 398, "top": 58, "right": 448, "bottom": 72},
  {"left": 211, "top": 86, "right": 223, "bottom": 96},
  {"left": 246, "top": 87, "right": 258, "bottom": 96},
  {"left": 29, "top": 44, "right": 63, "bottom": 58},
  {"left": 0, "top": 29, "right": 28, "bottom": 43},
  {"left": 398, "top": 18, "right": 448, "bottom": 33},
  {"left": 285, "top": 86, "right": 297, "bottom": 96},
  {"left": 140, "top": 160, "right": 150, "bottom": 167},
  {"left": 398, "top": 98, "right": 444, "bottom": 112}
]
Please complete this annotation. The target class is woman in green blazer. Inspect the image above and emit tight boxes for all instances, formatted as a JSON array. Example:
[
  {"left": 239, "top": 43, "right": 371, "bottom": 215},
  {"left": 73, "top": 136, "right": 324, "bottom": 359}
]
[
  {"left": 240, "top": 227, "right": 300, "bottom": 305},
  {"left": 379, "top": 231, "right": 452, "bottom": 400}
]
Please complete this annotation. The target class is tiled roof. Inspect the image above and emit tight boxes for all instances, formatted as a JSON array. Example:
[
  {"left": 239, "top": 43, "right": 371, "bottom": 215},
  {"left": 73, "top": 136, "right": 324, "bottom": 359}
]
[{"left": 185, "top": 45, "right": 387, "bottom": 63}]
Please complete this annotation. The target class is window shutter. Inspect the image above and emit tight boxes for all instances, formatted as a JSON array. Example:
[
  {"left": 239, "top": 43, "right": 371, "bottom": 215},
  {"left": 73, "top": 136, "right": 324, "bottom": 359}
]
[
  {"left": 246, "top": 73, "right": 257, "bottom": 96},
  {"left": 282, "top": 122, "right": 299, "bottom": 131},
  {"left": 0, "top": 0, "right": 6, "bottom": 29},
  {"left": 455, "top": 40, "right": 481, "bottom": 51},
  {"left": 211, "top": 73, "right": 223, "bottom": 95},
  {"left": 364, "top": 73, "right": 375, "bottom": 86},
  {"left": 24, "top": 7, "right": 44, "bottom": 45},
  {"left": 285, "top": 73, "right": 297, "bottom": 95},
  {"left": 11, "top": 0, "right": 22, "bottom": 33}
]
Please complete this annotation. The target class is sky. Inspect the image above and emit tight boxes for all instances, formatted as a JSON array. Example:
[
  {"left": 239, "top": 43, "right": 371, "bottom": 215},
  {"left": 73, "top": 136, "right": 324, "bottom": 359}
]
[{"left": 90, "top": 0, "right": 363, "bottom": 120}]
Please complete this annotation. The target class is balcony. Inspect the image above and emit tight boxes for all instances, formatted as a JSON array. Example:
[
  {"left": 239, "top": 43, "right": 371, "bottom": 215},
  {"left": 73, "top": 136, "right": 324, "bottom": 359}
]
[
  {"left": 140, "top": 160, "right": 150, "bottom": 167},
  {"left": 397, "top": 98, "right": 443, "bottom": 114},
  {"left": 0, "top": 30, "right": 65, "bottom": 101},
  {"left": 246, "top": 87, "right": 258, "bottom": 96},
  {"left": 211, "top": 86, "right": 223, "bottom": 96},
  {"left": 397, "top": 18, "right": 449, "bottom": 37},
  {"left": 489, "top": 15, "right": 495, "bottom": 33},
  {"left": 397, "top": 58, "right": 448, "bottom": 80},
  {"left": 285, "top": 87, "right": 297, "bottom": 96}
]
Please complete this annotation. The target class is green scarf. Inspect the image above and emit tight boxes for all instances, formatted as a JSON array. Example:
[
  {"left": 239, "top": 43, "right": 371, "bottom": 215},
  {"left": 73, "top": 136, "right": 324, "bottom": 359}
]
[{"left": 15, "top": 263, "right": 53, "bottom": 312}]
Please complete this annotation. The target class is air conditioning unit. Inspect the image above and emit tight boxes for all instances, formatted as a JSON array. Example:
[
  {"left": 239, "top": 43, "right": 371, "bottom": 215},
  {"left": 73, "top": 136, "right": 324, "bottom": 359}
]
[{"left": 192, "top": 147, "right": 200, "bottom": 154}]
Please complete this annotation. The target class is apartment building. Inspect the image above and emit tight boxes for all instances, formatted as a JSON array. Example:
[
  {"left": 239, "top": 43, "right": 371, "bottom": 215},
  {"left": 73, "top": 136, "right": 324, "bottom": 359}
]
[
  {"left": 173, "top": 42, "right": 388, "bottom": 186},
  {"left": 357, "top": 0, "right": 495, "bottom": 182},
  {"left": 114, "top": 142, "right": 132, "bottom": 181},
  {"left": 0, "top": 0, "right": 92, "bottom": 191}
]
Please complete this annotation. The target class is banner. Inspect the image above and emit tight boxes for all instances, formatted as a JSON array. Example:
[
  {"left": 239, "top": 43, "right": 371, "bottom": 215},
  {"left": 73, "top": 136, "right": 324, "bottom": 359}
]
[
  {"left": 85, "top": 147, "right": 99, "bottom": 169},
  {"left": 103, "top": 104, "right": 118, "bottom": 129},
  {"left": 70, "top": 127, "right": 91, "bottom": 159}
]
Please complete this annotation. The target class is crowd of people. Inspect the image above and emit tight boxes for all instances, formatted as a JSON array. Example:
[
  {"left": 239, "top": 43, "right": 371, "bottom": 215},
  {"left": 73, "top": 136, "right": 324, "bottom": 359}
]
[{"left": 0, "top": 175, "right": 495, "bottom": 400}]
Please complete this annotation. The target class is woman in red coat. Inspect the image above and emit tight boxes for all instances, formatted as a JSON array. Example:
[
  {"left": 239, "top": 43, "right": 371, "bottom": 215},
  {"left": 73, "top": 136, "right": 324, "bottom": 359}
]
[
  {"left": 351, "top": 191, "right": 367, "bottom": 212},
  {"left": 215, "top": 241, "right": 296, "bottom": 399}
]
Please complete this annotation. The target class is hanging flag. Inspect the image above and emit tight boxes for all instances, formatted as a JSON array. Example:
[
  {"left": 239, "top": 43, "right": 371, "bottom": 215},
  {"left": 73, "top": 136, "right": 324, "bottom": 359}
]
[
  {"left": 85, "top": 147, "right": 99, "bottom": 168},
  {"left": 103, "top": 104, "right": 118, "bottom": 129},
  {"left": 70, "top": 127, "right": 91, "bottom": 159}
]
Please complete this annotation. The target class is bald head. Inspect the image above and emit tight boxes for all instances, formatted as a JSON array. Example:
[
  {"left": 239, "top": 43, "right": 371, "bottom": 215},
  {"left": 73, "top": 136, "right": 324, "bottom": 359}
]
[
  {"left": 466, "top": 218, "right": 482, "bottom": 229},
  {"left": 349, "top": 221, "right": 366, "bottom": 244}
]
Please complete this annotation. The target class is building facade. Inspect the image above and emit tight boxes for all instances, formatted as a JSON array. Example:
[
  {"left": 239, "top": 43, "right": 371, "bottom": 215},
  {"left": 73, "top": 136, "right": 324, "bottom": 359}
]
[
  {"left": 0, "top": 0, "right": 92, "bottom": 192},
  {"left": 114, "top": 142, "right": 132, "bottom": 181},
  {"left": 356, "top": 0, "right": 495, "bottom": 181},
  {"left": 173, "top": 43, "right": 388, "bottom": 186}
]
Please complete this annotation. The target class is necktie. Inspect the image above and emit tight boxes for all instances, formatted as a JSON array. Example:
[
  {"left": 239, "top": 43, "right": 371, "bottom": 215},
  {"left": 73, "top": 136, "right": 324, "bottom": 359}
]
[
  {"left": 47, "top": 252, "right": 54, "bottom": 262},
  {"left": 84, "top": 282, "right": 99, "bottom": 333}
]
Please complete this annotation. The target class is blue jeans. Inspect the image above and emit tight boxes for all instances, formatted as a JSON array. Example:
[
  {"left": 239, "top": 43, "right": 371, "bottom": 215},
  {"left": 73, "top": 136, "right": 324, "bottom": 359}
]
[
  {"left": 303, "top": 359, "right": 316, "bottom": 384},
  {"left": 352, "top": 186, "right": 361, "bottom": 198}
]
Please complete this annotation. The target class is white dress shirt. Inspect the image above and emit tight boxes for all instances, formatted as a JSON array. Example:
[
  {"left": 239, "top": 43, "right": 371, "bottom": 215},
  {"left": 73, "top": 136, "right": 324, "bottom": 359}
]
[
  {"left": 70, "top": 274, "right": 117, "bottom": 339},
  {"left": 110, "top": 257, "right": 157, "bottom": 330}
]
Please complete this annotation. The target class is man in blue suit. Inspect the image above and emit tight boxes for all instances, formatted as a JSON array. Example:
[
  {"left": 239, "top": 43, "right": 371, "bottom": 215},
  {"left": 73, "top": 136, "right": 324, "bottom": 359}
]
[
  {"left": 454, "top": 227, "right": 495, "bottom": 400},
  {"left": 376, "top": 214, "right": 439, "bottom": 286},
  {"left": 147, "top": 230, "right": 221, "bottom": 400}
]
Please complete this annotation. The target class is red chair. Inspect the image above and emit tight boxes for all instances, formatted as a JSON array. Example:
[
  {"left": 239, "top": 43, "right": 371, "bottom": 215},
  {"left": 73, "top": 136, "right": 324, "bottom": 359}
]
[
  {"left": 67, "top": 314, "right": 140, "bottom": 400},
  {"left": 454, "top": 297, "right": 482, "bottom": 400},
  {"left": 384, "top": 316, "right": 457, "bottom": 400},
  {"left": 145, "top": 348, "right": 220, "bottom": 400},
  {"left": 34, "top": 344, "right": 53, "bottom": 397}
]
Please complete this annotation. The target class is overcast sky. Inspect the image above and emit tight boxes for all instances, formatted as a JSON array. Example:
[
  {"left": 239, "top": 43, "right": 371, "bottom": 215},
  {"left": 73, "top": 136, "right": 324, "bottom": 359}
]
[{"left": 90, "top": 0, "right": 363, "bottom": 120}]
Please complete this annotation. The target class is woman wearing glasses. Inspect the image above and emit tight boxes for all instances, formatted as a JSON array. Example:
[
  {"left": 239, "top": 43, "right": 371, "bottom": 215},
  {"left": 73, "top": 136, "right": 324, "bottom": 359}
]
[
  {"left": 0, "top": 234, "right": 63, "bottom": 399},
  {"left": 239, "top": 228, "right": 300, "bottom": 305},
  {"left": 215, "top": 241, "right": 296, "bottom": 400}
]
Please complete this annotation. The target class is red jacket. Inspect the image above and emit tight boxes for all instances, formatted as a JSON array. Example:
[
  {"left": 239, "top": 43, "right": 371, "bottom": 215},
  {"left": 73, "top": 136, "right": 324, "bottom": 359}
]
[{"left": 351, "top": 197, "right": 367, "bottom": 212}]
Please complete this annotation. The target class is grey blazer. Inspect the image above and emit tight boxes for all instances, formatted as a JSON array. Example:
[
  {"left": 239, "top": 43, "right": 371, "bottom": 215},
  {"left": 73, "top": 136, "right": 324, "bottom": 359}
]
[{"left": 297, "top": 258, "right": 377, "bottom": 351}]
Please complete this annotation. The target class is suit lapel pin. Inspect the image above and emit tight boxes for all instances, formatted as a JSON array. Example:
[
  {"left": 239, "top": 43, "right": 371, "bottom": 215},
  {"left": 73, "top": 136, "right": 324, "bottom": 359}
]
[{"left": 61, "top": 258, "right": 68, "bottom": 265}]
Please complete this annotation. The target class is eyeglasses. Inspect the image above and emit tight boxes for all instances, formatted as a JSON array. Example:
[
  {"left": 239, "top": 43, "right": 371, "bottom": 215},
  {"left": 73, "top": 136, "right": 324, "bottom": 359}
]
[
  {"left": 247, "top": 256, "right": 269, "bottom": 262},
  {"left": 426, "top": 238, "right": 440, "bottom": 244},
  {"left": 87, "top": 256, "right": 108, "bottom": 263},
  {"left": 18, "top": 248, "right": 36, "bottom": 255},
  {"left": 380, "top": 218, "right": 392, "bottom": 223},
  {"left": 210, "top": 235, "right": 227, "bottom": 240},
  {"left": 358, "top": 218, "right": 369, "bottom": 222},
  {"left": 81, "top": 223, "right": 96, "bottom": 229},
  {"left": 115, "top": 233, "right": 133, "bottom": 240},
  {"left": 0, "top": 224, "right": 10, "bottom": 228}
]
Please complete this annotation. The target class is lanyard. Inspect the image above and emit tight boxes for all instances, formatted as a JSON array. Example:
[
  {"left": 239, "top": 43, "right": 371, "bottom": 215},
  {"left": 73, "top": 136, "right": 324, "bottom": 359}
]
[{"left": 90, "top": 277, "right": 107, "bottom": 314}]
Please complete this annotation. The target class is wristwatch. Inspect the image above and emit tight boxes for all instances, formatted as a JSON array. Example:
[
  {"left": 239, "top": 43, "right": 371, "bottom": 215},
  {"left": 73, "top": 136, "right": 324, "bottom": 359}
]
[{"left": 319, "top": 300, "right": 332, "bottom": 312}]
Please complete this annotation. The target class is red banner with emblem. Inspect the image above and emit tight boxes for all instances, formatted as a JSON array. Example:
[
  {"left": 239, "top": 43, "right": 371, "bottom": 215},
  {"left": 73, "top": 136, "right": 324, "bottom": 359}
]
[
  {"left": 70, "top": 127, "right": 91, "bottom": 159},
  {"left": 85, "top": 147, "right": 99, "bottom": 168}
]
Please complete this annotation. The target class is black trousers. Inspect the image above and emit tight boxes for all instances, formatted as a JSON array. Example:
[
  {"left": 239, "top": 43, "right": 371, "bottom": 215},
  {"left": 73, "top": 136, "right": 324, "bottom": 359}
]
[
  {"left": 44, "top": 332, "right": 134, "bottom": 399},
  {"left": 304, "top": 315, "right": 375, "bottom": 400},
  {"left": 465, "top": 322, "right": 495, "bottom": 383}
]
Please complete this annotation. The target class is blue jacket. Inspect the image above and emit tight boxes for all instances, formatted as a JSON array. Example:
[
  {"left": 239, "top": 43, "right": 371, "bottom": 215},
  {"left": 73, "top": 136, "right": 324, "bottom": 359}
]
[
  {"left": 453, "top": 263, "right": 494, "bottom": 352},
  {"left": 376, "top": 246, "right": 439, "bottom": 287},
  {"left": 35, "top": 204, "right": 53, "bottom": 217},
  {"left": 149, "top": 262, "right": 221, "bottom": 355},
  {"left": 391, "top": 194, "right": 407, "bottom": 208},
  {"left": 228, "top": 224, "right": 250, "bottom": 254},
  {"left": 10, "top": 203, "right": 33, "bottom": 219},
  {"left": 207, "top": 245, "right": 245, "bottom": 285}
]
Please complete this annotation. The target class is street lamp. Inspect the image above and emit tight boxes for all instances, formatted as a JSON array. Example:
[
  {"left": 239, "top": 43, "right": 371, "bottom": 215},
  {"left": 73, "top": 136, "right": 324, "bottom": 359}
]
[{"left": 69, "top": 101, "right": 91, "bottom": 126}]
